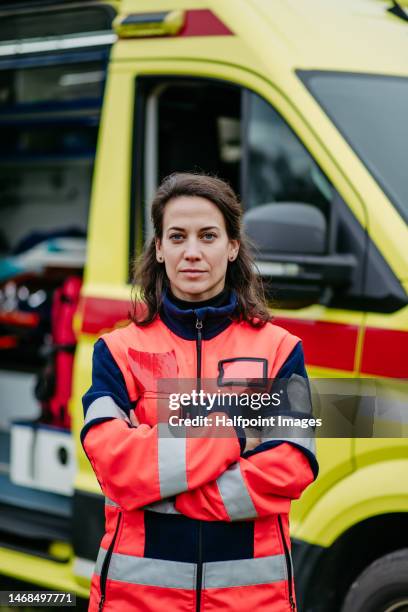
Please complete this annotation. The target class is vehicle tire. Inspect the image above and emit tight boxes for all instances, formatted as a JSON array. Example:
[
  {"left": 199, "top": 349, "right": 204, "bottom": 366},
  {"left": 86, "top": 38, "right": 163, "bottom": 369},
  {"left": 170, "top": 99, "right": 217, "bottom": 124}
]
[{"left": 341, "top": 549, "right": 408, "bottom": 612}]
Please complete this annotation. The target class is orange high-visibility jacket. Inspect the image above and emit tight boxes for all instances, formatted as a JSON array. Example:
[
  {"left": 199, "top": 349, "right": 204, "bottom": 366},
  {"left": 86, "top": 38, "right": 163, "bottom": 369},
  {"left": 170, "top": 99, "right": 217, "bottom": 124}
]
[{"left": 82, "top": 290, "right": 318, "bottom": 612}]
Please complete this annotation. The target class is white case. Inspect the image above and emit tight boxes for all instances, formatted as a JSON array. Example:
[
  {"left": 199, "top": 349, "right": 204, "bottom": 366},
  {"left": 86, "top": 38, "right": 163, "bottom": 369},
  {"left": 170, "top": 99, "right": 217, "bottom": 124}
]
[{"left": 10, "top": 422, "right": 76, "bottom": 496}]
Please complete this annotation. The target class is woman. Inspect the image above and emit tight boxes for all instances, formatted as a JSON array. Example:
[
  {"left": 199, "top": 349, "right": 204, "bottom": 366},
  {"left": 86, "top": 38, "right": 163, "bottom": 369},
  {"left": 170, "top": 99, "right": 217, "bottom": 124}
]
[{"left": 82, "top": 173, "right": 318, "bottom": 612}]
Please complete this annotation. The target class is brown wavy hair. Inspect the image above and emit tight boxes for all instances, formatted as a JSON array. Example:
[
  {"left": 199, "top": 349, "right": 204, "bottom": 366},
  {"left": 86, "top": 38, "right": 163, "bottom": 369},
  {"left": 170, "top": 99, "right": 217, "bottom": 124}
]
[{"left": 130, "top": 172, "right": 271, "bottom": 327}]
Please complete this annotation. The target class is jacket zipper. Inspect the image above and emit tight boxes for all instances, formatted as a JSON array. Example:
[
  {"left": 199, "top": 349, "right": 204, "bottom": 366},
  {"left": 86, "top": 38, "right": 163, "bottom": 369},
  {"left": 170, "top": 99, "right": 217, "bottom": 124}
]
[
  {"left": 195, "top": 317, "right": 203, "bottom": 393},
  {"left": 196, "top": 517, "right": 203, "bottom": 612},
  {"left": 278, "top": 515, "right": 296, "bottom": 611},
  {"left": 99, "top": 512, "right": 122, "bottom": 612},
  {"left": 195, "top": 316, "right": 203, "bottom": 612}
]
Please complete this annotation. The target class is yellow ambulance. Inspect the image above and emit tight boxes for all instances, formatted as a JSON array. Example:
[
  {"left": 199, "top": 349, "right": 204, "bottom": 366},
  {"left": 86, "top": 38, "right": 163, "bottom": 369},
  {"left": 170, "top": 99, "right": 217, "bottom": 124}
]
[{"left": 1, "top": 1, "right": 408, "bottom": 610}]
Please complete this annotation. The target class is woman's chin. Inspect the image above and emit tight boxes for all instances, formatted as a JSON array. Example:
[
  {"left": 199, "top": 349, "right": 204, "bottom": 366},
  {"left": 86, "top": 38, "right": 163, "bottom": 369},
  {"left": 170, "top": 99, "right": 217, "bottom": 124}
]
[
  {"left": 175, "top": 280, "right": 207, "bottom": 292},
  {"left": 172, "top": 282, "right": 218, "bottom": 301}
]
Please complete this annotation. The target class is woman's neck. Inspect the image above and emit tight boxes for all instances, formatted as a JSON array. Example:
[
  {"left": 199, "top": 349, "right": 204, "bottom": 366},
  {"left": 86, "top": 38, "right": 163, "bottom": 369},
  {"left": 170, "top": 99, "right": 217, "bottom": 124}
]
[{"left": 167, "top": 287, "right": 230, "bottom": 310}]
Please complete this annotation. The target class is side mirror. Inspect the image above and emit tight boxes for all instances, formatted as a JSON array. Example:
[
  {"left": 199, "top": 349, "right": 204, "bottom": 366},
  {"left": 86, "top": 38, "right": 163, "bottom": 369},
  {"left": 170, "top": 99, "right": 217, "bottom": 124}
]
[
  {"left": 243, "top": 202, "right": 356, "bottom": 302},
  {"left": 243, "top": 202, "right": 327, "bottom": 255}
]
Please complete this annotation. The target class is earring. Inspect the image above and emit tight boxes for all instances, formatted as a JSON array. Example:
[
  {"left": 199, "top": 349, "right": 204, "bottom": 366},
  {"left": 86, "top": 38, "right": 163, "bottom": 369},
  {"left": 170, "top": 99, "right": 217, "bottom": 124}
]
[
  {"left": 157, "top": 256, "right": 163, "bottom": 263},
  {"left": 229, "top": 255, "right": 235, "bottom": 262}
]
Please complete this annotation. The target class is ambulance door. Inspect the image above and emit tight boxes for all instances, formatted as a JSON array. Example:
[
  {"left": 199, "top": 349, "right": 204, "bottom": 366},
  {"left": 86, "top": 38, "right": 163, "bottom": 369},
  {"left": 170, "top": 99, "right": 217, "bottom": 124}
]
[
  {"left": 128, "top": 61, "right": 367, "bottom": 523},
  {"left": 302, "top": 72, "right": 408, "bottom": 479}
]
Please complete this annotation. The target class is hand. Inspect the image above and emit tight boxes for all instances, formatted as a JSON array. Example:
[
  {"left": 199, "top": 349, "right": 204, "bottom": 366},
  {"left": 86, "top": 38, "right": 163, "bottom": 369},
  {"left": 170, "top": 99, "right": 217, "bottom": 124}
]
[
  {"left": 129, "top": 410, "right": 139, "bottom": 427},
  {"left": 243, "top": 428, "right": 262, "bottom": 453}
]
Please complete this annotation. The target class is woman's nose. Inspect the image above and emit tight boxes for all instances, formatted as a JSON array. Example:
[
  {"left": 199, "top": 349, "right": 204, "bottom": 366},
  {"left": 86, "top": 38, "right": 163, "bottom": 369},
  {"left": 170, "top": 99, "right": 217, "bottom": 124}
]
[{"left": 184, "top": 239, "right": 202, "bottom": 260}]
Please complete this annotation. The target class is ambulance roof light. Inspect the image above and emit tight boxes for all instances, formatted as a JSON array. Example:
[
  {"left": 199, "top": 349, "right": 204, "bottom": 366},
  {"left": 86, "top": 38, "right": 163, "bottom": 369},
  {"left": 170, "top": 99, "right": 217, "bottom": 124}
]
[{"left": 113, "top": 10, "right": 185, "bottom": 38}]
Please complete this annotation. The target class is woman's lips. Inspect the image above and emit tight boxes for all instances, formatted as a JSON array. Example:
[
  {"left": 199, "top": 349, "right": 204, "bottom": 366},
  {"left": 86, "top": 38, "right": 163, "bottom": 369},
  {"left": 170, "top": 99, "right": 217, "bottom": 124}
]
[{"left": 180, "top": 270, "right": 207, "bottom": 277}]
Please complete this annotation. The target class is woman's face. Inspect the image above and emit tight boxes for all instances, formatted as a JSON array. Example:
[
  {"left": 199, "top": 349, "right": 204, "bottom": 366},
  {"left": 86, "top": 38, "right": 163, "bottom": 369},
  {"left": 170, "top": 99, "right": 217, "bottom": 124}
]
[{"left": 156, "top": 196, "right": 239, "bottom": 302}]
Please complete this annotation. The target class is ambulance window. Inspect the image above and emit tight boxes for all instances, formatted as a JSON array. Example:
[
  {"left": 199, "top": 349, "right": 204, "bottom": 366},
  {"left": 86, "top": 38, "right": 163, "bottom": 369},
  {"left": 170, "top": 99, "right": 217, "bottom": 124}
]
[
  {"left": 244, "top": 91, "right": 332, "bottom": 215},
  {"left": 0, "top": 6, "right": 114, "bottom": 41},
  {"left": 138, "top": 78, "right": 332, "bottom": 244},
  {"left": 0, "top": 62, "right": 105, "bottom": 107},
  {"left": 156, "top": 82, "right": 241, "bottom": 184},
  {"left": 0, "top": 59, "right": 105, "bottom": 256},
  {"left": 138, "top": 78, "right": 241, "bottom": 240}
]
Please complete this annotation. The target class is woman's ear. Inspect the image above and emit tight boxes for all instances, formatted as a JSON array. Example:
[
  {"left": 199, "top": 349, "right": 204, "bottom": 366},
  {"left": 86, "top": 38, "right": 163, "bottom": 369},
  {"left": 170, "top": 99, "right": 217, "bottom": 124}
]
[
  {"left": 155, "top": 238, "right": 164, "bottom": 263},
  {"left": 228, "top": 239, "right": 240, "bottom": 262}
]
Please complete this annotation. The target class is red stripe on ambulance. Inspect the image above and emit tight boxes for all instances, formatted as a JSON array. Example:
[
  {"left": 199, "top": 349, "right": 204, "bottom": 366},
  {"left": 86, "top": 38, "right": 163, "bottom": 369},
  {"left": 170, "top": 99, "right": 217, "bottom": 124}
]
[
  {"left": 361, "top": 326, "right": 408, "bottom": 378},
  {"left": 81, "top": 297, "right": 407, "bottom": 377},
  {"left": 273, "top": 317, "right": 358, "bottom": 372},
  {"left": 81, "top": 297, "right": 131, "bottom": 335},
  {"left": 180, "top": 10, "right": 234, "bottom": 37}
]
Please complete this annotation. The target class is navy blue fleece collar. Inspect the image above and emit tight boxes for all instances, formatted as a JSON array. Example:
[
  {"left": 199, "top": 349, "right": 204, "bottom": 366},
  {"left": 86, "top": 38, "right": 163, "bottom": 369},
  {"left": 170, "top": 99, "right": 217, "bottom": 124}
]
[{"left": 159, "top": 289, "right": 238, "bottom": 340}]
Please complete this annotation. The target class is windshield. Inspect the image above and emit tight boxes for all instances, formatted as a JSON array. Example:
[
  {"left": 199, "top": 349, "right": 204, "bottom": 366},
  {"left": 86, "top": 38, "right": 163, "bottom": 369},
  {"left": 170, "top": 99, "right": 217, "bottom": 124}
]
[{"left": 300, "top": 71, "right": 408, "bottom": 223}]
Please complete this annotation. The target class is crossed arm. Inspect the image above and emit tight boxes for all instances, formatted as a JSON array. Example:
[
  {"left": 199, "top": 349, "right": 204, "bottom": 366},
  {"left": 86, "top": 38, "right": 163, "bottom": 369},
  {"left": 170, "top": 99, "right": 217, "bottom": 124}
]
[{"left": 82, "top": 339, "right": 317, "bottom": 517}]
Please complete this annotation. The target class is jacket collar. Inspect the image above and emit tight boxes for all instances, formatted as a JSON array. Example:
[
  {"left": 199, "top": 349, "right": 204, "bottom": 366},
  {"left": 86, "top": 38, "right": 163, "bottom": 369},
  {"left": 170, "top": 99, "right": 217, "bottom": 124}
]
[{"left": 159, "top": 288, "right": 238, "bottom": 340}]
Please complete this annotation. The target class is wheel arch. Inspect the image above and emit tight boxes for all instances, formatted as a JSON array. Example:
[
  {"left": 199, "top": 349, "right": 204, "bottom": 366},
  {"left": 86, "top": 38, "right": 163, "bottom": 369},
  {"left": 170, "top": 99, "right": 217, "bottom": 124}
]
[{"left": 294, "top": 512, "right": 408, "bottom": 611}]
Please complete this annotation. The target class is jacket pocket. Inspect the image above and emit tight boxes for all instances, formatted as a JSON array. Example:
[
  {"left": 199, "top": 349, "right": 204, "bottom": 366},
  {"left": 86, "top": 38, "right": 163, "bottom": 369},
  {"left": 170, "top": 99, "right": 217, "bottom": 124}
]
[
  {"left": 127, "top": 348, "right": 178, "bottom": 394},
  {"left": 278, "top": 514, "right": 296, "bottom": 611},
  {"left": 98, "top": 511, "right": 122, "bottom": 612}
]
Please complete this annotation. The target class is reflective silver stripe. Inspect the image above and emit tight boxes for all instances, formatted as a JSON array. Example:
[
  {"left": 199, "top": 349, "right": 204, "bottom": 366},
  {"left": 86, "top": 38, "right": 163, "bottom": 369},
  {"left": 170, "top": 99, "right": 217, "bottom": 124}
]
[
  {"left": 94, "top": 546, "right": 107, "bottom": 576},
  {"left": 143, "top": 499, "right": 181, "bottom": 514},
  {"left": 106, "top": 553, "right": 195, "bottom": 589},
  {"left": 203, "top": 554, "right": 287, "bottom": 588},
  {"left": 94, "top": 550, "right": 287, "bottom": 590},
  {"left": 105, "top": 497, "right": 119, "bottom": 508},
  {"left": 84, "top": 396, "right": 130, "bottom": 426},
  {"left": 261, "top": 435, "right": 316, "bottom": 456},
  {"left": 216, "top": 463, "right": 257, "bottom": 521},
  {"left": 157, "top": 423, "right": 188, "bottom": 498}
]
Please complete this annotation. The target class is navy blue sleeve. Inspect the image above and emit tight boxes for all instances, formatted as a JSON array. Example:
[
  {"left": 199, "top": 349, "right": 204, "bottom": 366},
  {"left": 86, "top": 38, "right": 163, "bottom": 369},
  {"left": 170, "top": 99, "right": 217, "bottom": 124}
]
[
  {"left": 275, "top": 341, "right": 307, "bottom": 379},
  {"left": 81, "top": 338, "right": 136, "bottom": 442},
  {"left": 243, "top": 341, "right": 319, "bottom": 479}
]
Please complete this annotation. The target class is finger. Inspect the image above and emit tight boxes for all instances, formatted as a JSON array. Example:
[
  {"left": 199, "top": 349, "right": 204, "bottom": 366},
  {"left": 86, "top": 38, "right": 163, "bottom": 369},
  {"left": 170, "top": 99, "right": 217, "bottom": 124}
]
[{"left": 129, "top": 410, "right": 139, "bottom": 427}]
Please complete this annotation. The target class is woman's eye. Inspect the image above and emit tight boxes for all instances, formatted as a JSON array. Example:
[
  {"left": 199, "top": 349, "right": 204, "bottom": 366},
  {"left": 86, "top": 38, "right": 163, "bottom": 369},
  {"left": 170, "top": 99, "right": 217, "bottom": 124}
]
[
  {"left": 169, "top": 234, "right": 183, "bottom": 241},
  {"left": 202, "top": 233, "right": 216, "bottom": 241}
]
